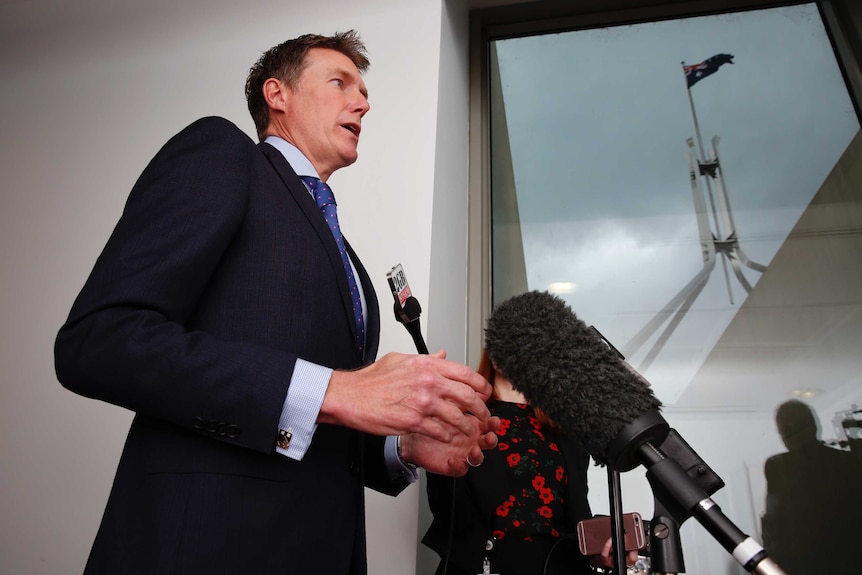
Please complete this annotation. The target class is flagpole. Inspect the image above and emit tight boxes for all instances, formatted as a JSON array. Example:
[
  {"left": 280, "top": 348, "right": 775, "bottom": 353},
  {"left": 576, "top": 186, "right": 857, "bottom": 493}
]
[
  {"left": 624, "top": 55, "right": 771, "bottom": 363},
  {"left": 682, "top": 61, "right": 734, "bottom": 302},
  {"left": 682, "top": 61, "right": 708, "bottom": 164}
]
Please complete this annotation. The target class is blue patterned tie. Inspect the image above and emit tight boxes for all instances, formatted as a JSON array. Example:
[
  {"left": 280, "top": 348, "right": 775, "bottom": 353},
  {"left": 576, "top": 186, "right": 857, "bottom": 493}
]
[{"left": 301, "top": 176, "right": 365, "bottom": 356}]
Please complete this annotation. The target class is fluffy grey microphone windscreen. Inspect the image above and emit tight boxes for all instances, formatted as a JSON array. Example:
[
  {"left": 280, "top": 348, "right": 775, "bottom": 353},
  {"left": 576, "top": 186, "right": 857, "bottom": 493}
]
[{"left": 484, "top": 290, "right": 662, "bottom": 465}]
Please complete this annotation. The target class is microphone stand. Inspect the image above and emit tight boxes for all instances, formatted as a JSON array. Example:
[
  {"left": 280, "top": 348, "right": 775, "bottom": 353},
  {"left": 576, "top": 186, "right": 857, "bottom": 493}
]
[
  {"left": 647, "top": 500, "right": 685, "bottom": 575},
  {"left": 607, "top": 411, "right": 786, "bottom": 575},
  {"left": 392, "top": 291, "right": 466, "bottom": 575},
  {"left": 636, "top": 440, "right": 786, "bottom": 574},
  {"left": 606, "top": 409, "right": 670, "bottom": 575},
  {"left": 607, "top": 468, "right": 628, "bottom": 575}
]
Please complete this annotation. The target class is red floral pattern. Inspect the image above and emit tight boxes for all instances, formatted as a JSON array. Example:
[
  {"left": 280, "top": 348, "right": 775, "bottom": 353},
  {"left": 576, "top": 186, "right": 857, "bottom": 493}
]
[{"left": 489, "top": 401, "right": 568, "bottom": 541}]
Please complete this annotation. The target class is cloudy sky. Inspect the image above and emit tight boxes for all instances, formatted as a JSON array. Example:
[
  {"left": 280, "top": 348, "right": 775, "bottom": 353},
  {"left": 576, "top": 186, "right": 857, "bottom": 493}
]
[{"left": 493, "top": 3, "right": 859, "bottom": 402}]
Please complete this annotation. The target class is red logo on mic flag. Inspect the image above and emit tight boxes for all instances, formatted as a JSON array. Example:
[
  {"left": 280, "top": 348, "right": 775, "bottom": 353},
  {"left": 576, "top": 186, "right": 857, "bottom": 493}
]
[{"left": 386, "top": 263, "right": 412, "bottom": 308}]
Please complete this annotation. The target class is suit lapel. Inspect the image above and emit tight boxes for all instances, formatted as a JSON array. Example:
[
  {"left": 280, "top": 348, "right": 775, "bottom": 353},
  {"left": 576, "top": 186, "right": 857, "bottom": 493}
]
[{"left": 258, "top": 142, "right": 366, "bottom": 361}]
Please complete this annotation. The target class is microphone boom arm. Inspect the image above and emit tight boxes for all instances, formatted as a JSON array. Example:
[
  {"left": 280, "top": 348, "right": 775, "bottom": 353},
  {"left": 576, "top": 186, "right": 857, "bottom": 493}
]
[
  {"left": 636, "top": 439, "right": 786, "bottom": 574},
  {"left": 606, "top": 410, "right": 785, "bottom": 574}
]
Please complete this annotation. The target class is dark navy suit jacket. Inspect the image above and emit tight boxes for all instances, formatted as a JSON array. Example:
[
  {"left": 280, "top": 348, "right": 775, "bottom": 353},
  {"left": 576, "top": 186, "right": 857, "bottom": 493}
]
[{"left": 55, "top": 116, "right": 408, "bottom": 574}]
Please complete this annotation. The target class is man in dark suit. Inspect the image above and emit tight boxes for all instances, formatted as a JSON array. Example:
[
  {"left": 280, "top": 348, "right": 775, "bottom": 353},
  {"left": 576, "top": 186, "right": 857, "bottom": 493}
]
[{"left": 54, "top": 30, "right": 498, "bottom": 575}]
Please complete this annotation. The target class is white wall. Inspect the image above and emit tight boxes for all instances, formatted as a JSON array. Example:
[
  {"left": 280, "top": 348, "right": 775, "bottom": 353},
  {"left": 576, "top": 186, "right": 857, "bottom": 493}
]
[{"left": 0, "top": 0, "right": 464, "bottom": 573}]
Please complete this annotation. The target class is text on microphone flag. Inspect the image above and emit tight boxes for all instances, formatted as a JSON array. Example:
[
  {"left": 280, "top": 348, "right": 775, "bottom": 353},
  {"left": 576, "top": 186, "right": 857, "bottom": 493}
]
[{"left": 386, "top": 263, "right": 412, "bottom": 308}]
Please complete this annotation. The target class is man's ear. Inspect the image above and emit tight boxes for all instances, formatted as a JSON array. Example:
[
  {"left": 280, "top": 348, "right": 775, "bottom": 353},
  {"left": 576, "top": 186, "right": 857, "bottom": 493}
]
[{"left": 262, "top": 78, "right": 289, "bottom": 111}]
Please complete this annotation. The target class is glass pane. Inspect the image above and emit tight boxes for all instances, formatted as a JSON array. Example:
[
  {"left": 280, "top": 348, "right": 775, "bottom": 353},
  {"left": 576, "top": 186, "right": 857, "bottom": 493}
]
[{"left": 490, "top": 4, "right": 862, "bottom": 574}]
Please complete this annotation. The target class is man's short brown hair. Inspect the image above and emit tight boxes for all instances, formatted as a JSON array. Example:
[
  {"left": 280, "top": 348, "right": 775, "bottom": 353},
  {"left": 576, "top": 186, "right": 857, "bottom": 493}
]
[{"left": 245, "top": 30, "right": 369, "bottom": 141}]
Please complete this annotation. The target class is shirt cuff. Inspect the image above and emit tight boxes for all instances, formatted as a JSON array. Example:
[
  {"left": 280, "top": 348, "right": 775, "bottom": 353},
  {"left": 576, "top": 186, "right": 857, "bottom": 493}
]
[
  {"left": 275, "top": 359, "right": 331, "bottom": 460},
  {"left": 385, "top": 435, "right": 419, "bottom": 483}
]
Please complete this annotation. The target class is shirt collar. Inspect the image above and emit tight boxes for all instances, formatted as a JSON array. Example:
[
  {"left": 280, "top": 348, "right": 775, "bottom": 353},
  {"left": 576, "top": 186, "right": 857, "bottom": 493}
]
[{"left": 264, "top": 136, "right": 320, "bottom": 180}]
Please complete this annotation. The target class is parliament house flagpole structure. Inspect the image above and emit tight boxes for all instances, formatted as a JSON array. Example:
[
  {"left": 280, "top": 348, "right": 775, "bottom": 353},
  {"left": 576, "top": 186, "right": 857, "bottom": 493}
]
[{"left": 622, "top": 54, "right": 767, "bottom": 369}]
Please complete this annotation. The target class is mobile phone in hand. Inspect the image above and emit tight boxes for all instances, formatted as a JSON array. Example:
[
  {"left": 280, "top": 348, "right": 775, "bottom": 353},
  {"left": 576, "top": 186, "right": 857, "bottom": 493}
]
[{"left": 576, "top": 512, "right": 646, "bottom": 556}]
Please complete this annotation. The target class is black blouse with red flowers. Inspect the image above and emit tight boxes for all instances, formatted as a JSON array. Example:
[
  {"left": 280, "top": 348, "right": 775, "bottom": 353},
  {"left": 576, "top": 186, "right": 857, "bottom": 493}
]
[
  {"left": 490, "top": 400, "right": 568, "bottom": 543},
  {"left": 422, "top": 397, "right": 594, "bottom": 575}
]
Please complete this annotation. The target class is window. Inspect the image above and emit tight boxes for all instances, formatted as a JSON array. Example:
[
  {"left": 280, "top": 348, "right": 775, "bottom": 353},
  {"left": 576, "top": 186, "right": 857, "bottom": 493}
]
[{"left": 464, "top": 1, "right": 862, "bottom": 573}]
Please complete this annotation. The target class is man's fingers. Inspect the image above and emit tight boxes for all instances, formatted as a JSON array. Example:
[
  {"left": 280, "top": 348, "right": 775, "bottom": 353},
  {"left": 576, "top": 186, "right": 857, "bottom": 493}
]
[
  {"left": 466, "top": 445, "right": 484, "bottom": 466},
  {"left": 412, "top": 416, "right": 453, "bottom": 443},
  {"left": 446, "top": 454, "right": 470, "bottom": 476},
  {"left": 478, "top": 429, "right": 499, "bottom": 450},
  {"left": 417, "top": 391, "right": 500, "bottom": 447},
  {"left": 432, "top": 378, "right": 491, "bottom": 423},
  {"left": 426, "top": 353, "right": 492, "bottom": 402},
  {"left": 328, "top": 351, "right": 496, "bottom": 440}
]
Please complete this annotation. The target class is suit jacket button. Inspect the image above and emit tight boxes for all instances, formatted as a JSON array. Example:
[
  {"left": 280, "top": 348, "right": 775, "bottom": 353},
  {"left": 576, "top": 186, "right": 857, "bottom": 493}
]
[
  {"left": 349, "top": 460, "right": 361, "bottom": 477},
  {"left": 193, "top": 417, "right": 205, "bottom": 430},
  {"left": 226, "top": 425, "right": 241, "bottom": 438}
]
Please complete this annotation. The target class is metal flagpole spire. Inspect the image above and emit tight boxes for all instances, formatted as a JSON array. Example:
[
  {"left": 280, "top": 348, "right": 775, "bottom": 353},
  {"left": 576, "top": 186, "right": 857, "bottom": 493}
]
[
  {"left": 622, "top": 56, "right": 767, "bottom": 367},
  {"left": 683, "top": 62, "right": 706, "bottom": 170},
  {"left": 682, "top": 60, "right": 734, "bottom": 303}
]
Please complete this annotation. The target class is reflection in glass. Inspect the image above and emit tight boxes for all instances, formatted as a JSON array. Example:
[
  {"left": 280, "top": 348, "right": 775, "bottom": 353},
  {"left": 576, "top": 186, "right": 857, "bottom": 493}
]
[
  {"left": 488, "top": 4, "right": 862, "bottom": 574},
  {"left": 762, "top": 400, "right": 862, "bottom": 573}
]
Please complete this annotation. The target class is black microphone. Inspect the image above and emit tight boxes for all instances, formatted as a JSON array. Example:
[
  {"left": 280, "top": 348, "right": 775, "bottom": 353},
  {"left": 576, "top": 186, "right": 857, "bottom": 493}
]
[
  {"left": 386, "top": 264, "right": 428, "bottom": 354},
  {"left": 484, "top": 291, "right": 786, "bottom": 575},
  {"left": 484, "top": 290, "right": 663, "bottom": 467}
]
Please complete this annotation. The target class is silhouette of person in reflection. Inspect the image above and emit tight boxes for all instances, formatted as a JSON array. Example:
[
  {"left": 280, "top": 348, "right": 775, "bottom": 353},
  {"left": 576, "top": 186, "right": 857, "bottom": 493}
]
[{"left": 761, "top": 399, "right": 861, "bottom": 574}]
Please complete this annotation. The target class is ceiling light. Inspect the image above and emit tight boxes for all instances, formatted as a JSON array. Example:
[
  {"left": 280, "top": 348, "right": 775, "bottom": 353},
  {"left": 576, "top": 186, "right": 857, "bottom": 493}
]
[{"left": 548, "top": 282, "right": 577, "bottom": 294}]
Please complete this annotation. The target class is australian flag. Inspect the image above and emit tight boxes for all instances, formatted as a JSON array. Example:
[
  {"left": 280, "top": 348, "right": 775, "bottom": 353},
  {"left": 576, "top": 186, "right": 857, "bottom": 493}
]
[{"left": 684, "top": 53, "right": 734, "bottom": 88}]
